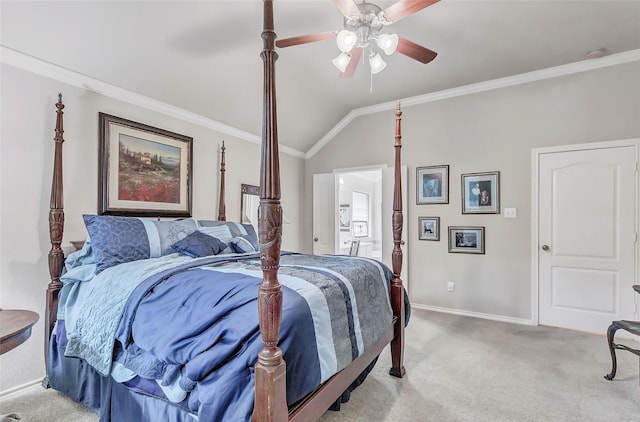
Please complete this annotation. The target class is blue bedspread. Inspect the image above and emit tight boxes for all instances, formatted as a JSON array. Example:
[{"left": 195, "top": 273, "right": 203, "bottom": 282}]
[{"left": 61, "top": 252, "right": 396, "bottom": 421}]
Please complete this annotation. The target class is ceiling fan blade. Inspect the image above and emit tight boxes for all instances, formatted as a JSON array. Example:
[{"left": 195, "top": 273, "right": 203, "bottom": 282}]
[
  {"left": 276, "top": 31, "right": 336, "bottom": 48},
  {"left": 333, "top": 0, "right": 360, "bottom": 18},
  {"left": 339, "top": 48, "right": 362, "bottom": 79},
  {"left": 397, "top": 37, "right": 437, "bottom": 64},
  {"left": 383, "top": 0, "right": 440, "bottom": 23}
]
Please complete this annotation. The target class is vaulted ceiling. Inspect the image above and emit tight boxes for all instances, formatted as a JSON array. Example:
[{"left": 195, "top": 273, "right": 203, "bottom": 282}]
[{"left": 2, "top": 1, "right": 639, "bottom": 155}]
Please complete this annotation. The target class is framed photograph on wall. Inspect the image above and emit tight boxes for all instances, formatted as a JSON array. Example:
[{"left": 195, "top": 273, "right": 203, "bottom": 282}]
[
  {"left": 418, "top": 217, "right": 440, "bottom": 241},
  {"left": 98, "top": 113, "right": 193, "bottom": 217},
  {"left": 339, "top": 203, "right": 351, "bottom": 232},
  {"left": 417, "top": 165, "right": 449, "bottom": 204},
  {"left": 448, "top": 226, "right": 485, "bottom": 254},
  {"left": 461, "top": 171, "right": 500, "bottom": 214}
]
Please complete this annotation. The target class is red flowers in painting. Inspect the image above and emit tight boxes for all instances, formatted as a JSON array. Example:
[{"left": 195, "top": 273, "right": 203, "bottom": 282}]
[
  {"left": 118, "top": 147, "right": 181, "bottom": 204},
  {"left": 118, "top": 178, "right": 180, "bottom": 203}
]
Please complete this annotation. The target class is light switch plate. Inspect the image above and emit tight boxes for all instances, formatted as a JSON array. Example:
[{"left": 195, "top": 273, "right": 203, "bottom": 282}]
[{"left": 504, "top": 208, "right": 517, "bottom": 218}]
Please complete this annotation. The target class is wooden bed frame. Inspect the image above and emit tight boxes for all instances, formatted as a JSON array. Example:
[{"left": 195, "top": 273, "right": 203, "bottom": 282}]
[{"left": 43, "top": 1, "right": 406, "bottom": 421}]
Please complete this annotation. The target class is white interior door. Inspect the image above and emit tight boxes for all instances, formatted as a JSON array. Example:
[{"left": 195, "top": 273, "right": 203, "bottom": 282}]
[
  {"left": 312, "top": 173, "right": 335, "bottom": 255},
  {"left": 383, "top": 166, "right": 409, "bottom": 293},
  {"left": 538, "top": 145, "right": 638, "bottom": 333}
]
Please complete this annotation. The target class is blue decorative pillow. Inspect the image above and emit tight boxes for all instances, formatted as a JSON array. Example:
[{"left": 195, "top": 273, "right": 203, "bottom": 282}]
[
  {"left": 83, "top": 215, "right": 198, "bottom": 273},
  {"left": 171, "top": 231, "right": 228, "bottom": 258},
  {"left": 198, "top": 220, "right": 259, "bottom": 250},
  {"left": 241, "top": 224, "right": 260, "bottom": 250},
  {"left": 228, "top": 236, "right": 259, "bottom": 254}
]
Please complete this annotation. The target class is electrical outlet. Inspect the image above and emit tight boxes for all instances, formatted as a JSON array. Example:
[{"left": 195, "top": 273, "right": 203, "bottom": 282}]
[{"left": 447, "top": 282, "right": 455, "bottom": 292}]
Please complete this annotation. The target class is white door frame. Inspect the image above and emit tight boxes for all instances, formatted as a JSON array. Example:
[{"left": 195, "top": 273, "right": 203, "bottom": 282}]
[{"left": 531, "top": 138, "right": 640, "bottom": 326}]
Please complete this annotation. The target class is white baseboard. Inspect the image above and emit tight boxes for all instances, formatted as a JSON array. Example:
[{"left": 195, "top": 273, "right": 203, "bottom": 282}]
[
  {"left": 412, "top": 303, "right": 536, "bottom": 326},
  {"left": 0, "top": 379, "right": 42, "bottom": 400}
]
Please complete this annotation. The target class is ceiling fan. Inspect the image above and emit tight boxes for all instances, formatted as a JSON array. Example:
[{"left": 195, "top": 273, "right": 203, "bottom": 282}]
[{"left": 275, "top": 0, "right": 439, "bottom": 79}]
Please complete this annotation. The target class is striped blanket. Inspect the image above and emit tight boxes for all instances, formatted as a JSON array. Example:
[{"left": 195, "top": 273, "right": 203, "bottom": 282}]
[{"left": 65, "top": 252, "right": 394, "bottom": 421}]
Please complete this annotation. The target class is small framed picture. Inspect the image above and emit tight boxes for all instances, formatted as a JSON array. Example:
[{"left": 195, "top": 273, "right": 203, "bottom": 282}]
[
  {"left": 418, "top": 217, "right": 440, "bottom": 241},
  {"left": 461, "top": 171, "right": 500, "bottom": 214},
  {"left": 339, "top": 204, "right": 351, "bottom": 232},
  {"left": 417, "top": 165, "right": 449, "bottom": 204},
  {"left": 448, "top": 226, "right": 485, "bottom": 254}
]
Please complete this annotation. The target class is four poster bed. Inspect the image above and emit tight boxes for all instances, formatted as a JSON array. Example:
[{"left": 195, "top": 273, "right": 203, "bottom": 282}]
[{"left": 43, "top": 1, "right": 407, "bottom": 421}]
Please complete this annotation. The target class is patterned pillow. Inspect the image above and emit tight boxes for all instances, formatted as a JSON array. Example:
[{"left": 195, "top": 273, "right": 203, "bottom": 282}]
[
  {"left": 83, "top": 215, "right": 197, "bottom": 273},
  {"left": 171, "top": 231, "right": 228, "bottom": 258},
  {"left": 151, "top": 218, "right": 199, "bottom": 255},
  {"left": 228, "top": 236, "right": 259, "bottom": 254},
  {"left": 198, "top": 225, "right": 234, "bottom": 243},
  {"left": 197, "top": 220, "right": 259, "bottom": 250}
]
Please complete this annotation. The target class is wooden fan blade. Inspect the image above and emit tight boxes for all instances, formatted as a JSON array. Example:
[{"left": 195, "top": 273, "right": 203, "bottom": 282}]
[
  {"left": 333, "top": 0, "right": 360, "bottom": 18},
  {"left": 276, "top": 32, "right": 336, "bottom": 48},
  {"left": 383, "top": 0, "right": 440, "bottom": 23},
  {"left": 397, "top": 37, "right": 437, "bottom": 64},
  {"left": 339, "top": 48, "right": 362, "bottom": 79}
]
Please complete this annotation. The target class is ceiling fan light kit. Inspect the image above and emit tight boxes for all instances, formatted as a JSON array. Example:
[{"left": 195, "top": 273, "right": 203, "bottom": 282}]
[
  {"left": 332, "top": 52, "right": 352, "bottom": 73},
  {"left": 332, "top": 2, "right": 396, "bottom": 74},
  {"left": 377, "top": 33, "right": 399, "bottom": 55},
  {"left": 369, "top": 53, "right": 387, "bottom": 74},
  {"left": 276, "top": 0, "right": 440, "bottom": 79},
  {"left": 337, "top": 29, "right": 357, "bottom": 52}
]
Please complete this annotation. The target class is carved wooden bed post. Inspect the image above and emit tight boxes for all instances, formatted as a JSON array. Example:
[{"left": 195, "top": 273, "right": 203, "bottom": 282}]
[
  {"left": 389, "top": 103, "right": 406, "bottom": 378},
  {"left": 44, "top": 94, "right": 66, "bottom": 385},
  {"left": 218, "top": 140, "right": 226, "bottom": 221},
  {"left": 253, "top": 1, "right": 287, "bottom": 421}
]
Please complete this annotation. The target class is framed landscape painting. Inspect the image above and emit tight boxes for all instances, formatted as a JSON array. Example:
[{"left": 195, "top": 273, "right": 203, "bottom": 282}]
[
  {"left": 461, "top": 171, "right": 500, "bottom": 214},
  {"left": 98, "top": 113, "right": 193, "bottom": 217},
  {"left": 417, "top": 165, "right": 449, "bottom": 204}
]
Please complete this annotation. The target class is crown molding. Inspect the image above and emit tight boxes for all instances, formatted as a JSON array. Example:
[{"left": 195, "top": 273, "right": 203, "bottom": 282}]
[
  {"left": 0, "top": 45, "right": 306, "bottom": 159},
  {"left": 304, "top": 49, "right": 640, "bottom": 159},
  {"left": 3, "top": 45, "right": 637, "bottom": 161}
]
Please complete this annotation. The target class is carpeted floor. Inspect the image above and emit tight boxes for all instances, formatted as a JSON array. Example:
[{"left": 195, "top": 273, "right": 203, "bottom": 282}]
[{"left": 1, "top": 309, "right": 638, "bottom": 421}]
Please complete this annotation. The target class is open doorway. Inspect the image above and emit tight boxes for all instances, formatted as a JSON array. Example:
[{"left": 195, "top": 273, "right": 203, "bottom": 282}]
[
  {"left": 312, "top": 164, "right": 408, "bottom": 290},
  {"left": 336, "top": 169, "right": 383, "bottom": 259}
]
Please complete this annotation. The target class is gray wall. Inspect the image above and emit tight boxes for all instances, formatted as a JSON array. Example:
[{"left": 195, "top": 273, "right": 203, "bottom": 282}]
[
  {"left": 305, "top": 62, "right": 640, "bottom": 321},
  {"left": 2, "top": 58, "right": 638, "bottom": 394},
  {"left": 0, "top": 64, "right": 305, "bottom": 392}
]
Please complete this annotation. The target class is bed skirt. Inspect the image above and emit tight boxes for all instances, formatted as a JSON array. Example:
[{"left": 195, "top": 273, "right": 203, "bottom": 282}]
[
  {"left": 48, "top": 321, "right": 197, "bottom": 422},
  {"left": 47, "top": 320, "right": 381, "bottom": 421}
]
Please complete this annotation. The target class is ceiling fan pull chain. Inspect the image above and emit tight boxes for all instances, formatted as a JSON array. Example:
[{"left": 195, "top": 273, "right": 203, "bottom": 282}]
[{"left": 369, "top": 45, "right": 373, "bottom": 93}]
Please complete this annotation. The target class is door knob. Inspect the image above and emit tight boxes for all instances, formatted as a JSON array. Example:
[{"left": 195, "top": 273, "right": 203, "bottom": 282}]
[
  {"left": 314, "top": 237, "right": 319, "bottom": 242},
  {"left": 541, "top": 245, "right": 550, "bottom": 251}
]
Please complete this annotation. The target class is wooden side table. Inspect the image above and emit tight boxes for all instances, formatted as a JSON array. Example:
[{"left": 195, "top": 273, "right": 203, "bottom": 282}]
[{"left": 0, "top": 309, "right": 39, "bottom": 354}]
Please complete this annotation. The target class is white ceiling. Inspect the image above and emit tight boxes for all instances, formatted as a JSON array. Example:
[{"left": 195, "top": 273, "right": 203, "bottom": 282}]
[{"left": 2, "top": 1, "right": 639, "bottom": 155}]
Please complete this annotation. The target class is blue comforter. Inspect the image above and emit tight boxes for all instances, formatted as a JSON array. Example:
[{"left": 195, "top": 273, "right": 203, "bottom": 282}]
[{"left": 62, "top": 252, "right": 396, "bottom": 421}]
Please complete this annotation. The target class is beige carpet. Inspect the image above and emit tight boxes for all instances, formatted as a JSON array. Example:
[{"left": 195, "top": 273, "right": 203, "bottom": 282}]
[{"left": 1, "top": 309, "right": 638, "bottom": 421}]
